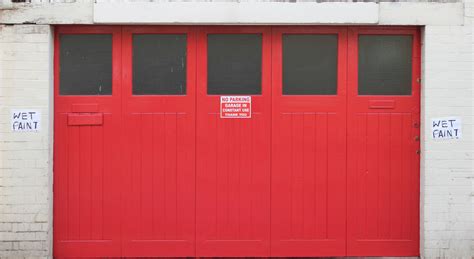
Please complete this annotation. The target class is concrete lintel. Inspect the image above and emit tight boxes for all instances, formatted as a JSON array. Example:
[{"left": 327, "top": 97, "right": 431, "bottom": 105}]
[
  {"left": 93, "top": 2, "right": 379, "bottom": 25},
  {"left": 0, "top": 2, "right": 93, "bottom": 24},
  {"left": 379, "top": 2, "right": 464, "bottom": 26},
  {"left": 0, "top": 2, "right": 465, "bottom": 26}
]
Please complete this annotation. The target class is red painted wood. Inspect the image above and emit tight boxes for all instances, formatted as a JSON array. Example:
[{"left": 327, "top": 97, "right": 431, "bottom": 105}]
[
  {"left": 346, "top": 27, "right": 421, "bottom": 256},
  {"left": 271, "top": 26, "right": 347, "bottom": 256},
  {"left": 53, "top": 26, "right": 122, "bottom": 257},
  {"left": 120, "top": 26, "right": 196, "bottom": 257},
  {"left": 54, "top": 25, "right": 420, "bottom": 258},
  {"left": 67, "top": 113, "right": 103, "bottom": 126},
  {"left": 195, "top": 26, "right": 272, "bottom": 257}
]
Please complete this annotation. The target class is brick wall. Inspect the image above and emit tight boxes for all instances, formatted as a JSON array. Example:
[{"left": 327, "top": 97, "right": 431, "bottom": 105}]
[
  {"left": 421, "top": 2, "right": 473, "bottom": 258},
  {"left": 0, "top": 25, "right": 52, "bottom": 258}
]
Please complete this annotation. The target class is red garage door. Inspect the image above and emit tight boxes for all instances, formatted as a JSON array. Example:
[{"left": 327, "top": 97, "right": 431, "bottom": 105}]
[
  {"left": 271, "top": 27, "right": 347, "bottom": 256},
  {"left": 120, "top": 26, "right": 197, "bottom": 256},
  {"left": 346, "top": 27, "right": 421, "bottom": 256},
  {"left": 54, "top": 26, "right": 420, "bottom": 258},
  {"left": 195, "top": 27, "right": 272, "bottom": 256},
  {"left": 53, "top": 26, "right": 122, "bottom": 257}
]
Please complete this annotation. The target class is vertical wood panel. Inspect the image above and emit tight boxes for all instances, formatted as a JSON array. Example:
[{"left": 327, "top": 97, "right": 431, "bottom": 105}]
[
  {"left": 130, "top": 114, "right": 142, "bottom": 239},
  {"left": 68, "top": 125, "right": 80, "bottom": 240},
  {"left": 390, "top": 114, "right": 403, "bottom": 239},
  {"left": 355, "top": 113, "right": 367, "bottom": 239},
  {"left": 140, "top": 113, "right": 154, "bottom": 239},
  {"left": 302, "top": 114, "right": 316, "bottom": 240},
  {"left": 378, "top": 113, "right": 391, "bottom": 239},
  {"left": 367, "top": 113, "right": 380, "bottom": 239},
  {"left": 55, "top": 113, "right": 69, "bottom": 241},
  {"left": 90, "top": 123, "right": 104, "bottom": 240},
  {"left": 152, "top": 113, "right": 165, "bottom": 240},
  {"left": 291, "top": 113, "right": 304, "bottom": 239},
  {"left": 101, "top": 114, "right": 118, "bottom": 241},
  {"left": 315, "top": 113, "right": 328, "bottom": 240},
  {"left": 164, "top": 113, "right": 178, "bottom": 240},
  {"left": 79, "top": 126, "right": 92, "bottom": 240},
  {"left": 401, "top": 114, "right": 411, "bottom": 240}
]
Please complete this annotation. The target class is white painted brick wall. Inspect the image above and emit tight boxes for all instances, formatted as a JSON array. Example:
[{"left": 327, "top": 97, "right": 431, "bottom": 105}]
[
  {"left": 0, "top": 24, "right": 52, "bottom": 258},
  {"left": 421, "top": 1, "right": 474, "bottom": 257}
]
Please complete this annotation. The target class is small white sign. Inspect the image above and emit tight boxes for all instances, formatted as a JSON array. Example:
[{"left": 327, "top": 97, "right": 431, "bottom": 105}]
[
  {"left": 431, "top": 117, "right": 461, "bottom": 140},
  {"left": 220, "top": 96, "right": 251, "bottom": 119},
  {"left": 11, "top": 110, "right": 41, "bottom": 132}
]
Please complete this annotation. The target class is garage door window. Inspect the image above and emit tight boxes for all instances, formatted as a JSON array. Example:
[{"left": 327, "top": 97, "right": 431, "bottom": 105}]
[
  {"left": 358, "top": 35, "right": 412, "bottom": 95},
  {"left": 59, "top": 34, "right": 112, "bottom": 95},
  {"left": 207, "top": 34, "right": 262, "bottom": 95},
  {"left": 133, "top": 34, "right": 187, "bottom": 95},
  {"left": 283, "top": 34, "right": 338, "bottom": 95}
]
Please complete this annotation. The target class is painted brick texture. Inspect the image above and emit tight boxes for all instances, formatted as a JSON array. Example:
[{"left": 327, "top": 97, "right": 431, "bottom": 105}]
[
  {"left": 421, "top": 3, "right": 474, "bottom": 258},
  {"left": 0, "top": 25, "right": 52, "bottom": 258}
]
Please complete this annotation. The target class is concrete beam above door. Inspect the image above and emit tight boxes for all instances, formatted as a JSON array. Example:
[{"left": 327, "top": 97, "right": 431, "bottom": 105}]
[
  {"left": 92, "top": 2, "right": 463, "bottom": 26},
  {"left": 93, "top": 2, "right": 378, "bottom": 25}
]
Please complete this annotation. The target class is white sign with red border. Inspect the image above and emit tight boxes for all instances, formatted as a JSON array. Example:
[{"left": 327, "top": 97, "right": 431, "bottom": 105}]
[{"left": 220, "top": 96, "right": 251, "bottom": 119}]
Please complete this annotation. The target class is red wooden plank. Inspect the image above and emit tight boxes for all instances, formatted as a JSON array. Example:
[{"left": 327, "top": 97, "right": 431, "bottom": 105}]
[
  {"left": 239, "top": 118, "right": 253, "bottom": 240},
  {"left": 215, "top": 118, "right": 228, "bottom": 240},
  {"left": 228, "top": 119, "right": 241, "bottom": 240},
  {"left": 90, "top": 123, "right": 104, "bottom": 240},
  {"left": 315, "top": 113, "right": 328, "bottom": 240},
  {"left": 401, "top": 114, "right": 412, "bottom": 239},
  {"left": 291, "top": 113, "right": 304, "bottom": 239},
  {"left": 140, "top": 113, "right": 154, "bottom": 240},
  {"left": 164, "top": 113, "right": 178, "bottom": 240},
  {"left": 101, "top": 114, "right": 121, "bottom": 245},
  {"left": 377, "top": 113, "right": 391, "bottom": 239},
  {"left": 390, "top": 113, "right": 403, "bottom": 240},
  {"left": 364, "top": 113, "right": 382, "bottom": 239},
  {"left": 54, "top": 113, "right": 69, "bottom": 242},
  {"left": 79, "top": 125, "right": 92, "bottom": 240},
  {"left": 68, "top": 125, "right": 80, "bottom": 240},
  {"left": 302, "top": 114, "right": 316, "bottom": 240},
  {"left": 355, "top": 113, "right": 367, "bottom": 239},
  {"left": 152, "top": 113, "right": 166, "bottom": 240},
  {"left": 130, "top": 114, "right": 142, "bottom": 240},
  {"left": 326, "top": 113, "right": 346, "bottom": 240},
  {"left": 176, "top": 112, "right": 195, "bottom": 242}
]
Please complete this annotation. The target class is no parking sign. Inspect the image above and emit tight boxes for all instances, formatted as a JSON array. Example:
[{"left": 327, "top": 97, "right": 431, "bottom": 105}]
[{"left": 220, "top": 96, "right": 251, "bottom": 118}]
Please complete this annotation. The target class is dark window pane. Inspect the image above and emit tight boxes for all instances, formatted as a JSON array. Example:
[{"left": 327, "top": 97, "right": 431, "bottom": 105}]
[
  {"left": 207, "top": 34, "right": 262, "bottom": 95},
  {"left": 358, "top": 35, "right": 412, "bottom": 95},
  {"left": 60, "top": 34, "right": 112, "bottom": 95},
  {"left": 283, "top": 34, "right": 338, "bottom": 95},
  {"left": 133, "top": 34, "right": 187, "bottom": 95}
]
